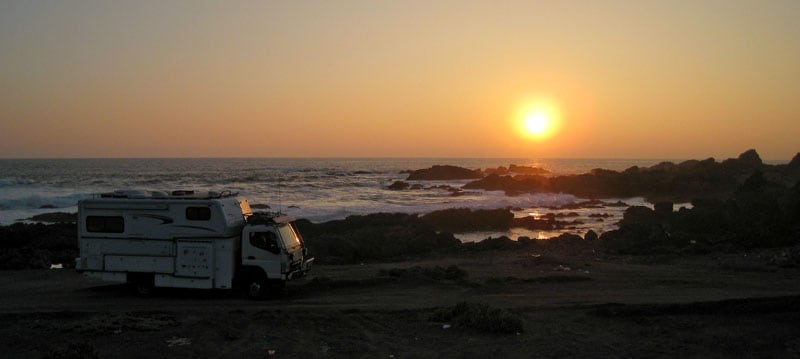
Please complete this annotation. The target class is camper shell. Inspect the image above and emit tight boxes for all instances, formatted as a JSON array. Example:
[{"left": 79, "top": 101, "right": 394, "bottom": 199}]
[{"left": 75, "top": 190, "right": 313, "bottom": 298}]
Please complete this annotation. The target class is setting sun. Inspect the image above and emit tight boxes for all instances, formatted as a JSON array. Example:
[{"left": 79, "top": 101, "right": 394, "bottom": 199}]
[
  {"left": 514, "top": 98, "right": 562, "bottom": 141},
  {"left": 524, "top": 113, "right": 550, "bottom": 136}
]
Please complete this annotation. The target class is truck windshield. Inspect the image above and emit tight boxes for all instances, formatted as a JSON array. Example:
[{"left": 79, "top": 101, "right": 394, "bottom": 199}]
[{"left": 276, "top": 224, "right": 302, "bottom": 250}]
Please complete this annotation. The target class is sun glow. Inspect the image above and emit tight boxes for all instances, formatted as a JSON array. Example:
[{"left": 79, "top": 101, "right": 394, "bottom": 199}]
[
  {"left": 525, "top": 113, "right": 550, "bottom": 136},
  {"left": 514, "top": 98, "right": 562, "bottom": 140}
]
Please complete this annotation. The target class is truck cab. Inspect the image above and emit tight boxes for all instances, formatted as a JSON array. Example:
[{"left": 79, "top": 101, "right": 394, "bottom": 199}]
[{"left": 239, "top": 213, "right": 313, "bottom": 298}]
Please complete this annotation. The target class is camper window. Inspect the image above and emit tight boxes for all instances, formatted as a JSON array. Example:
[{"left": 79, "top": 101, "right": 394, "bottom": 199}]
[
  {"left": 186, "top": 207, "right": 211, "bottom": 221},
  {"left": 86, "top": 216, "right": 124, "bottom": 233}
]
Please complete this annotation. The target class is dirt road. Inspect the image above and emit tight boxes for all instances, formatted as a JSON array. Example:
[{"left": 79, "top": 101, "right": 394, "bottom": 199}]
[{"left": 2, "top": 246, "right": 800, "bottom": 358}]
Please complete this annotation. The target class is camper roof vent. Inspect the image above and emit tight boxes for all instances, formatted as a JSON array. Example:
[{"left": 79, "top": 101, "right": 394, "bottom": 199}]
[
  {"left": 151, "top": 191, "right": 169, "bottom": 198},
  {"left": 97, "top": 189, "right": 239, "bottom": 200}
]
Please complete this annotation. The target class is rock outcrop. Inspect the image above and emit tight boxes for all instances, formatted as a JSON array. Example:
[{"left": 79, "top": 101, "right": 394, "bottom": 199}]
[
  {"left": 406, "top": 165, "right": 483, "bottom": 181},
  {"left": 602, "top": 171, "right": 800, "bottom": 254},
  {"left": 464, "top": 149, "right": 791, "bottom": 202},
  {"left": 0, "top": 223, "right": 77, "bottom": 269},
  {"left": 295, "top": 213, "right": 461, "bottom": 264}
]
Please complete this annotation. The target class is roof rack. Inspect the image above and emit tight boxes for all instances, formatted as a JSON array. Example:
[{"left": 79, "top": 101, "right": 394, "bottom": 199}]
[
  {"left": 246, "top": 211, "right": 293, "bottom": 225},
  {"left": 98, "top": 190, "right": 238, "bottom": 199}
]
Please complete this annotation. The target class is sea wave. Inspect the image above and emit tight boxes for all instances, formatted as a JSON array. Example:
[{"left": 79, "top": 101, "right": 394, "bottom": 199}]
[
  {"left": 279, "top": 190, "right": 582, "bottom": 223},
  {"left": 0, "top": 193, "right": 89, "bottom": 210},
  {"left": 0, "top": 178, "right": 36, "bottom": 187},
  {"left": 0, "top": 158, "right": 659, "bottom": 227}
]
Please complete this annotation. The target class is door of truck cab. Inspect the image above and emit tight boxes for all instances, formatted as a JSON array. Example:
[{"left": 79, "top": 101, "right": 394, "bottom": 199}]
[{"left": 242, "top": 227, "right": 284, "bottom": 278}]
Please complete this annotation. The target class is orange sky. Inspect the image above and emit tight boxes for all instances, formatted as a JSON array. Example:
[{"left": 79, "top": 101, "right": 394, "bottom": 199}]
[{"left": 1, "top": 1, "right": 798, "bottom": 160}]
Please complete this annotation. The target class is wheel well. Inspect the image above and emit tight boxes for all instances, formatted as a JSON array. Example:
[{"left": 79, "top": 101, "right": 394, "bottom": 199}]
[
  {"left": 127, "top": 272, "right": 154, "bottom": 284},
  {"left": 238, "top": 266, "right": 267, "bottom": 282}
]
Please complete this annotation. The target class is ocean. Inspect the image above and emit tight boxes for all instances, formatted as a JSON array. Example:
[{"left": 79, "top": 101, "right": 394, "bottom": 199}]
[{"left": 0, "top": 157, "right": 670, "bottom": 240}]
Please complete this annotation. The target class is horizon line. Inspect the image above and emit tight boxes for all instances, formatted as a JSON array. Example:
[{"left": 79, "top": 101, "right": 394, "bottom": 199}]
[{"left": 0, "top": 155, "right": 793, "bottom": 163}]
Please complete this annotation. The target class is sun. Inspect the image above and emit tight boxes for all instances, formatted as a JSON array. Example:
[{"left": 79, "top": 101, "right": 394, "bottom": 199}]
[
  {"left": 514, "top": 99, "right": 561, "bottom": 140},
  {"left": 524, "top": 112, "right": 550, "bottom": 136}
]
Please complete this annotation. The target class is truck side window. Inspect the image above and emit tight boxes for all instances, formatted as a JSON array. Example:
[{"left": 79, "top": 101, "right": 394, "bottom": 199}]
[
  {"left": 86, "top": 216, "right": 124, "bottom": 233},
  {"left": 186, "top": 207, "right": 211, "bottom": 221},
  {"left": 250, "top": 232, "right": 280, "bottom": 254}
]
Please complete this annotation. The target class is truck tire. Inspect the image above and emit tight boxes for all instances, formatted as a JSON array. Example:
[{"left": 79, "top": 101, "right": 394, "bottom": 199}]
[
  {"left": 246, "top": 277, "right": 267, "bottom": 299},
  {"left": 128, "top": 273, "right": 155, "bottom": 296}
]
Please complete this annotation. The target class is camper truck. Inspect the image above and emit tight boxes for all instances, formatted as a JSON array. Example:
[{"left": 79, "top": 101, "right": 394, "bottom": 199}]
[{"left": 75, "top": 190, "right": 313, "bottom": 298}]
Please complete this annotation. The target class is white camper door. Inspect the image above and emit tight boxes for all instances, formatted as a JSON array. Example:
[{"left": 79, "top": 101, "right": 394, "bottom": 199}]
[{"left": 242, "top": 230, "right": 283, "bottom": 277}]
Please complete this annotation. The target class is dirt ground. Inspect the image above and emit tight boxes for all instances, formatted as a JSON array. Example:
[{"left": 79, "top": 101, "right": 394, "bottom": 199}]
[{"left": 2, "top": 242, "right": 800, "bottom": 358}]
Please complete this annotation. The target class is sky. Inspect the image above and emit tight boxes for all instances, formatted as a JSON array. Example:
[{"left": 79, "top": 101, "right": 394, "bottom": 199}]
[{"left": 1, "top": 1, "right": 799, "bottom": 160}]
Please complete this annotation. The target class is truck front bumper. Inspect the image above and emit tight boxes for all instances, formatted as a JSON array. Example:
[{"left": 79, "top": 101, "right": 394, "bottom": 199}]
[{"left": 285, "top": 257, "right": 315, "bottom": 280}]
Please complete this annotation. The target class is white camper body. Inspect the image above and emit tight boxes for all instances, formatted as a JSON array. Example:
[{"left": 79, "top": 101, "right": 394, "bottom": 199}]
[{"left": 75, "top": 190, "right": 313, "bottom": 298}]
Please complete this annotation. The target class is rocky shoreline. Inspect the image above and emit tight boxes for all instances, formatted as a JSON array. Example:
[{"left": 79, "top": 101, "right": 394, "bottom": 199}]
[
  {"left": 2, "top": 149, "right": 799, "bottom": 270},
  {"left": 393, "top": 149, "right": 800, "bottom": 202}
]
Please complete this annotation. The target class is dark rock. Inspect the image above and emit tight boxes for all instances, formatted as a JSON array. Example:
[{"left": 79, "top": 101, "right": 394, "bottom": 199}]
[
  {"left": 601, "top": 223, "right": 673, "bottom": 254},
  {"left": 555, "top": 212, "right": 579, "bottom": 218},
  {"left": 651, "top": 161, "right": 677, "bottom": 171},
  {"left": 605, "top": 201, "right": 629, "bottom": 207},
  {"left": 737, "top": 149, "right": 763, "bottom": 167},
  {"left": 462, "top": 149, "right": 788, "bottom": 202},
  {"left": 722, "top": 149, "right": 763, "bottom": 172},
  {"left": 788, "top": 153, "right": 800, "bottom": 169},
  {"left": 29, "top": 212, "right": 77, "bottom": 223},
  {"left": 512, "top": 216, "right": 554, "bottom": 230},
  {"left": 464, "top": 236, "right": 517, "bottom": 251},
  {"left": 295, "top": 213, "right": 460, "bottom": 264},
  {"left": 0, "top": 222, "right": 78, "bottom": 269},
  {"left": 508, "top": 164, "right": 551, "bottom": 175},
  {"left": 619, "top": 206, "right": 657, "bottom": 226},
  {"left": 0, "top": 247, "right": 52, "bottom": 269},
  {"left": 654, "top": 202, "right": 673, "bottom": 215},
  {"left": 407, "top": 165, "right": 482, "bottom": 181},
  {"left": 623, "top": 166, "right": 640, "bottom": 174},
  {"left": 601, "top": 171, "right": 800, "bottom": 254},
  {"left": 422, "top": 208, "right": 513, "bottom": 232},
  {"left": 555, "top": 199, "right": 606, "bottom": 210},
  {"left": 387, "top": 181, "right": 410, "bottom": 190},
  {"left": 482, "top": 166, "right": 509, "bottom": 176},
  {"left": 463, "top": 174, "right": 549, "bottom": 195},
  {"left": 517, "top": 236, "right": 535, "bottom": 245},
  {"left": 555, "top": 233, "right": 583, "bottom": 242},
  {"left": 481, "top": 164, "right": 551, "bottom": 176},
  {"left": 584, "top": 230, "right": 599, "bottom": 241}
]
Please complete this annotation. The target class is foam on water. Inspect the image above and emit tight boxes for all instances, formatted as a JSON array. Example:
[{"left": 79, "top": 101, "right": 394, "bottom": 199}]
[
  {"left": 0, "top": 158, "right": 665, "bottom": 231},
  {"left": 0, "top": 178, "right": 37, "bottom": 187}
]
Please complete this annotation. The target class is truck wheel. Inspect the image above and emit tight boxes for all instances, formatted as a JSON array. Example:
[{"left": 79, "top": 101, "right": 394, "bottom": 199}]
[
  {"left": 129, "top": 273, "right": 155, "bottom": 296},
  {"left": 135, "top": 281, "right": 154, "bottom": 296},
  {"left": 246, "top": 278, "right": 267, "bottom": 299}
]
